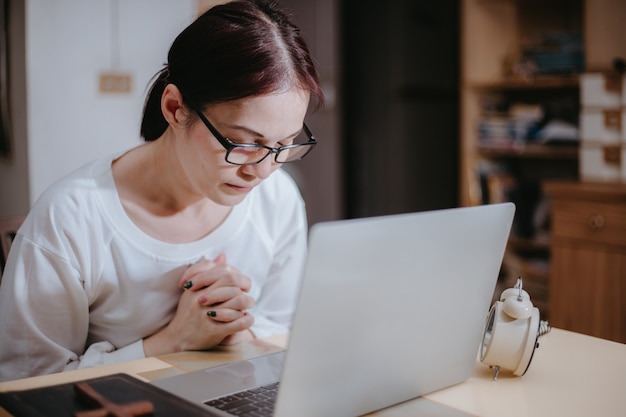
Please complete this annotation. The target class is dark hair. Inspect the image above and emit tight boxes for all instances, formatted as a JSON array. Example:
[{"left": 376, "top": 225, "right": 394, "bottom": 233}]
[{"left": 140, "top": 0, "right": 324, "bottom": 141}]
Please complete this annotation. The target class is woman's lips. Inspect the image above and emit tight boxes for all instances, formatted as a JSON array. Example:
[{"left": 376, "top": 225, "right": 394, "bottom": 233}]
[{"left": 226, "top": 183, "right": 253, "bottom": 193}]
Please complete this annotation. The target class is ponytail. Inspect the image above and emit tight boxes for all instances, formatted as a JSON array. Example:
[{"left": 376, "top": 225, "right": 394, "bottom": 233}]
[{"left": 140, "top": 67, "right": 170, "bottom": 141}]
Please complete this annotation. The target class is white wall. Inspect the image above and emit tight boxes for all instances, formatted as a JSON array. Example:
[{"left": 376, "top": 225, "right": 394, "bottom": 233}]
[{"left": 1, "top": 0, "right": 197, "bottom": 214}]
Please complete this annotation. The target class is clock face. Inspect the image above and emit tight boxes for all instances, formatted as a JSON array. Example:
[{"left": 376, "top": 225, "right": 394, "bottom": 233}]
[{"left": 480, "top": 304, "right": 497, "bottom": 361}]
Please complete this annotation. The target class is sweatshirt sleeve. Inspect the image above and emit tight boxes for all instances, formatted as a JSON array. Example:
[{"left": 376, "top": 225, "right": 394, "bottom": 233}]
[
  {"left": 63, "top": 340, "right": 145, "bottom": 372},
  {"left": 0, "top": 234, "right": 146, "bottom": 382}
]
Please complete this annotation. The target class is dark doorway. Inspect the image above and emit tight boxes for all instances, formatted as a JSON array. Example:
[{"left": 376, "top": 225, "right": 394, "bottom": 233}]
[{"left": 341, "top": 0, "right": 460, "bottom": 218}]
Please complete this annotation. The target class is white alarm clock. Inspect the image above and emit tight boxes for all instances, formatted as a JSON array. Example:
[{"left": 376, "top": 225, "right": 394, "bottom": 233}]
[{"left": 480, "top": 277, "right": 551, "bottom": 379}]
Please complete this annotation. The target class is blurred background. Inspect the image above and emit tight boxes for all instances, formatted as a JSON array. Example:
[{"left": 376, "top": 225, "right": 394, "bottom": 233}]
[
  {"left": 0, "top": 0, "right": 460, "bottom": 225},
  {"left": 1, "top": 0, "right": 625, "bottom": 342}
]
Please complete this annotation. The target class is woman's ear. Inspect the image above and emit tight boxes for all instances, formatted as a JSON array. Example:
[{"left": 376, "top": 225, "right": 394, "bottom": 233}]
[{"left": 161, "top": 84, "right": 186, "bottom": 127}]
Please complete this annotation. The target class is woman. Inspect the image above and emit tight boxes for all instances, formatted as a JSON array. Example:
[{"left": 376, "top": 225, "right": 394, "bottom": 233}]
[{"left": 0, "top": 0, "right": 323, "bottom": 381}]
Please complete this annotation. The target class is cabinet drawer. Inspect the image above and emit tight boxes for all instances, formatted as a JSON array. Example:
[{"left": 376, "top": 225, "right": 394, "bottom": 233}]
[{"left": 551, "top": 200, "right": 626, "bottom": 247}]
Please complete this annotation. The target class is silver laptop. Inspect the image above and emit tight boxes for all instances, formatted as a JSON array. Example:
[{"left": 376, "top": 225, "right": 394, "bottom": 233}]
[{"left": 152, "top": 203, "right": 515, "bottom": 417}]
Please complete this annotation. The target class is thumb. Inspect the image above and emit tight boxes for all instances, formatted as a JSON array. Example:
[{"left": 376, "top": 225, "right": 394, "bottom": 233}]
[{"left": 214, "top": 252, "right": 227, "bottom": 265}]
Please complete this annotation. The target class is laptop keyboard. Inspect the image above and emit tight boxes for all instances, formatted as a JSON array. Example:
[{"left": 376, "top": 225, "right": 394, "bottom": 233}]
[{"left": 203, "top": 381, "right": 279, "bottom": 416}]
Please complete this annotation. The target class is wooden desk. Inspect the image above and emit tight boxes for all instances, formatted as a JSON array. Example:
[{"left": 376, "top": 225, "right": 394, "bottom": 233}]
[{"left": 1, "top": 329, "right": 625, "bottom": 417}]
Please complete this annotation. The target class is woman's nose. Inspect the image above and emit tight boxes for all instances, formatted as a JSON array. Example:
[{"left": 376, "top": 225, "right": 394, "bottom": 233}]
[{"left": 241, "top": 155, "right": 277, "bottom": 179}]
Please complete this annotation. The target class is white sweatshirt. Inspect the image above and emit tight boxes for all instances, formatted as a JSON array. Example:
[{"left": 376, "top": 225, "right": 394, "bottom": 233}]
[{"left": 0, "top": 154, "right": 307, "bottom": 381}]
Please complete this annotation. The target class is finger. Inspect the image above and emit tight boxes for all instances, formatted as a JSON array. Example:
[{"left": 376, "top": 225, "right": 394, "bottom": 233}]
[
  {"left": 179, "top": 258, "right": 219, "bottom": 288},
  {"left": 214, "top": 252, "right": 227, "bottom": 265},
  {"left": 216, "top": 293, "right": 255, "bottom": 311},
  {"left": 210, "top": 265, "right": 251, "bottom": 292},
  {"left": 188, "top": 265, "right": 252, "bottom": 293},
  {"left": 222, "top": 312, "right": 255, "bottom": 333},
  {"left": 206, "top": 308, "right": 246, "bottom": 323},
  {"left": 197, "top": 286, "right": 244, "bottom": 306}
]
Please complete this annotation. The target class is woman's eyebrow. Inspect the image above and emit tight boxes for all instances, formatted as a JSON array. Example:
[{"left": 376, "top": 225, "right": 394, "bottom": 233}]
[{"left": 222, "top": 123, "right": 303, "bottom": 142}]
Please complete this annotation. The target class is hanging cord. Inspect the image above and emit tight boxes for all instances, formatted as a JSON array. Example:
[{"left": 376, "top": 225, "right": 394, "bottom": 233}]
[{"left": 110, "top": 0, "right": 119, "bottom": 70}]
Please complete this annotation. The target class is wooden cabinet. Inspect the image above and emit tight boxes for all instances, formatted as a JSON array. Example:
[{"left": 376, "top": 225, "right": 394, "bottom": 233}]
[{"left": 544, "top": 181, "right": 626, "bottom": 343}]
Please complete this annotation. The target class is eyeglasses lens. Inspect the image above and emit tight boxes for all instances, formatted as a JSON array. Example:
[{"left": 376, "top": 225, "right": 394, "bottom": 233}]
[{"left": 226, "top": 130, "right": 314, "bottom": 165}]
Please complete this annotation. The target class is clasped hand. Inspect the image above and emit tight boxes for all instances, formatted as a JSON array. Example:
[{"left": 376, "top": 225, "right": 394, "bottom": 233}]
[{"left": 143, "top": 254, "right": 255, "bottom": 356}]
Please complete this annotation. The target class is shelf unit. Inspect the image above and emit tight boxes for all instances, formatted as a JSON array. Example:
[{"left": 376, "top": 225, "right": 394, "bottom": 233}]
[
  {"left": 460, "top": 0, "right": 586, "bottom": 317},
  {"left": 461, "top": 0, "right": 626, "bottom": 318}
]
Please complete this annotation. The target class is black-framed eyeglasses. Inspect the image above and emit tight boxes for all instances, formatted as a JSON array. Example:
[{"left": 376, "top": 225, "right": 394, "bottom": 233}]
[{"left": 186, "top": 101, "right": 317, "bottom": 166}]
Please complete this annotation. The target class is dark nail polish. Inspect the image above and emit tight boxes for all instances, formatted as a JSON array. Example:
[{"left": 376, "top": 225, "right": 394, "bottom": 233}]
[
  {"left": 207, "top": 311, "right": 217, "bottom": 318},
  {"left": 183, "top": 281, "right": 192, "bottom": 289}
]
